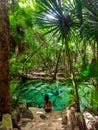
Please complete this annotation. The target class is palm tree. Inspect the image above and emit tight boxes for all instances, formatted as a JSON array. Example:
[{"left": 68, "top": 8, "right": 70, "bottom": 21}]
[
  {"left": 82, "top": 0, "right": 98, "bottom": 90},
  {"left": 0, "top": 0, "right": 11, "bottom": 120},
  {"left": 34, "top": 0, "right": 83, "bottom": 111}
]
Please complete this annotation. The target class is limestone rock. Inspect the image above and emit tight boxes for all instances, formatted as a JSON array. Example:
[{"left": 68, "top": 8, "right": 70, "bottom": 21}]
[
  {"left": 0, "top": 122, "right": 7, "bottom": 130},
  {"left": 2, "top": 113, "right": 12, "bottom": 130},
  {"left": 12, "top": 108, "right": 20, "bottom": 124},
  {"left": 39, "top": 114, "right": 48, "bottom": 120},
  {"left": 21, "top": 108, "right": 33, "bottom": 119}
]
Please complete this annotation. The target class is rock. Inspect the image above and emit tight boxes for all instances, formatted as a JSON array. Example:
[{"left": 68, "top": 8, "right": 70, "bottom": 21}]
[
  {"left": 11, "top": 108, "right": 22, "bottom": 130},
  {"left": 21, "top": 108, "right": 33, "bottom": 119},
  {"left": 95, "top": 122, "right": 98, "bottom": 130},
  {"left": 39, "top": 114, "right": 48, "bottom": 120},
  {"left": 2, "top": 113, "right": 13, "bottom": 130},
  {"left": 62, "top": 114, "right": 67, "bottom": 124},
  {"left": 62, "top": 106, "right": 81, "bottom": 130},
  {"left": 83, "top": 111, "right": 96, "bottom": 130},
  {"left": 94, "top": 116, "right": 98, "bottom": 130},
  {"left": 0, "top": 122, "right": 7, "bottom": 130},
  {"left": 11, "top": 108, "right": 21, "bottom": 124}
]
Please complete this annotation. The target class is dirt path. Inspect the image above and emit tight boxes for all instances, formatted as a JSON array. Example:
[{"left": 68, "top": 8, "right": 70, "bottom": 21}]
[
  {"left": 18, "top": 107, "right": 98, "bottom": 130},
  {"left": 19, "top": 107, "right": 65, "bottom": 130}
]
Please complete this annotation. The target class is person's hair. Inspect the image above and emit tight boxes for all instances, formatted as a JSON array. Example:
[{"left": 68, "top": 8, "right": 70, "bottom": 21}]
[{"left": 44, "top": 94, "right": 49, "bottom": 103}]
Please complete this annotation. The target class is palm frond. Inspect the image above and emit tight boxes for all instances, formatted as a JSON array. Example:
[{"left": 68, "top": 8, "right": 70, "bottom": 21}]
[
  {"left": 82, "top": 0, "right": 98, "bottom": 40},
  {"left": 34, "top": 0, "right": 74, "bottom": 41}
]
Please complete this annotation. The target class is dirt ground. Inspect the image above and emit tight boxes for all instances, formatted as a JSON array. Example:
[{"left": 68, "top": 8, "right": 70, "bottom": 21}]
[
  {"left": 16, "top": 107, "right": 98, "bottom": 130},
  {"left": 19, "top": 107, "right": 64, "bottom": 130}
]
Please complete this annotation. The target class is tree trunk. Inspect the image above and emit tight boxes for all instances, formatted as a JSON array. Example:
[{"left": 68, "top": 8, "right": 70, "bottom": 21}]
[
  {"left": 52, "top": 50, "right": 61, "bottom": 80},
  {"left": 91, "top": 41, "right": 96, "bottom": 59},
  {"left": 71, "top": 73, "right": 80, "bottom": 112},
  {"left": 66, "top": 40, "right": 80, "bottom": 112},
  {"left": 0, "top": 0, "right": 11, "bottom": 121},
  {"left": 96, "top": 41, "right": 98, "bottom": 91}
]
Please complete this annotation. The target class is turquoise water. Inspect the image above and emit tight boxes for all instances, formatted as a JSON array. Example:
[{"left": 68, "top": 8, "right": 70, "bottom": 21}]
[{"left": 13, "top": 80, "right": 74, "bottom": 110}]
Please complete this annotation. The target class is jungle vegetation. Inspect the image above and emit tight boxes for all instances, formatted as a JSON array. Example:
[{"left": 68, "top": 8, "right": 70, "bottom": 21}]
[{"left": 0, "top": 0, "right": 98, "bottom": 119}]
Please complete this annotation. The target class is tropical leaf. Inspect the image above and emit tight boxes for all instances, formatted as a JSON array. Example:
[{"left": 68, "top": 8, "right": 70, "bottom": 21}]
[
  {"left": 82, "top": 0, "right": 98, "bottom": 40},
  {"left": 34, "top": 0, "right": 75, "bottom": 41}
]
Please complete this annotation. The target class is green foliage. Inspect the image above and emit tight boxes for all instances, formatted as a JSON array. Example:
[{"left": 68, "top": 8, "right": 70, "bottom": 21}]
[
  {"left": 10, "top": 80, "right": 22, "bottom": 107},
  {"left": 79, "top": 65, "right": 90, "bottom": 78},
  {"left": 10, "top": 53, "right": 23, "bottom": 75},
  {"left": 9, "top": 0, "right": 98, "bottom": 113},
  {"left": 9, "top": 1, "right": 34, "bottom": 44},
  {"left": 93, "top": 90, "right": 98, "bottom": 109},
  {"left": 80, "top": 59, "right": 98, "bottom": 79},
  {"left": 78, "top": 81, "right": 98, "bottom": 111},
  {"left": 89, "top": 60, "right": 98, "bottom": 78},
  {"left": 82, "top": 0, "right": 98, "bottom": 40}
]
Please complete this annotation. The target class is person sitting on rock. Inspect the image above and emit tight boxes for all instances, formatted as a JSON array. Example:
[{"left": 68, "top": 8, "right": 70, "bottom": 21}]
[{"left": 44, "top": 94, "right": 52, "bottom": 112}]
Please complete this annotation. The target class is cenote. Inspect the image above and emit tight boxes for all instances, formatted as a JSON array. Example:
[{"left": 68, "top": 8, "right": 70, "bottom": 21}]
[{"left": 11, "top": 79, "right": 74, "bottom": 111}]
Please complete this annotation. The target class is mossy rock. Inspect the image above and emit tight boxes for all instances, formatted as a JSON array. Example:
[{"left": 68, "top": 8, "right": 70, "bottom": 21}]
[{"left": 0, "top": 123, "right": 7, "bottom": 130}]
